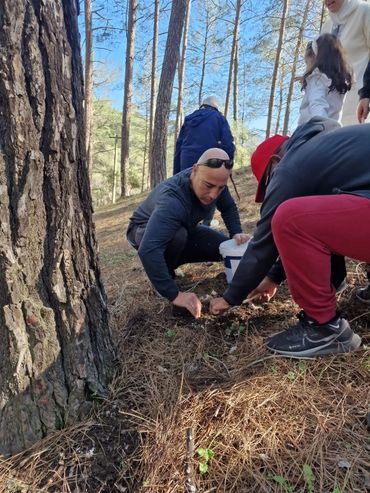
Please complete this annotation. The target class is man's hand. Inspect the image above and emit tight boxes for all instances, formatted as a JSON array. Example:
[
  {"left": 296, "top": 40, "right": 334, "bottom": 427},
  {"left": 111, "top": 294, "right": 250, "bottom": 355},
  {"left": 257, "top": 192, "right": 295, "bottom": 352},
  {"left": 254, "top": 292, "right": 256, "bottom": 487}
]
[
  {"left": 233, "top": 233, "right": 250, "bottom": 245},
  {"left": 210, "top": 297, "right": 231, "bottom": 315},
  {"left": 247, "top": 277, "right": 277, "bottom": 303},
  {"left": 173, "top": 292, "right": 202, "bottom": 318},
  {"left": 357, "top": 98, "right": 370, "bottom": 123}
]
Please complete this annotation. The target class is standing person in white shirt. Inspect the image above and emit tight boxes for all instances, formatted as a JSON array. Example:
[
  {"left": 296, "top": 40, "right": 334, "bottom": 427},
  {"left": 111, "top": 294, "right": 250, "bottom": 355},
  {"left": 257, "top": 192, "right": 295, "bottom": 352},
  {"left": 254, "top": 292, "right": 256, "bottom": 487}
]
[
  {"left": 321, "top": 0, "right": 370, "bottom": 125},
  {"left": 297, "top": 34, "right": 352, "bottom": 126}
]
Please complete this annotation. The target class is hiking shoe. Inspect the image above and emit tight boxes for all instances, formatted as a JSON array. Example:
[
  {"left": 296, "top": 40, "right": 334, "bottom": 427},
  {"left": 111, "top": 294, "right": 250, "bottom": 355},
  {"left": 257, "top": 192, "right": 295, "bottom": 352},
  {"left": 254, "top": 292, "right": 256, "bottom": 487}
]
[
  {"left": 266, "top": 311, "right": 361, "bottom": 358},
  {"left": 355, "top": 284, "right": 370, "bottom": 304}
]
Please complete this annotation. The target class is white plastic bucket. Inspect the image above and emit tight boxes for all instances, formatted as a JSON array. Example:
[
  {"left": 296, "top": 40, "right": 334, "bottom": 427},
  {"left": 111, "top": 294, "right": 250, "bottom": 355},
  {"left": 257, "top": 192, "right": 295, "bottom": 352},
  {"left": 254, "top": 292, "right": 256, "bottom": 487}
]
[{"left": 219, "top": 238, "right": 250, "bottom": 283}]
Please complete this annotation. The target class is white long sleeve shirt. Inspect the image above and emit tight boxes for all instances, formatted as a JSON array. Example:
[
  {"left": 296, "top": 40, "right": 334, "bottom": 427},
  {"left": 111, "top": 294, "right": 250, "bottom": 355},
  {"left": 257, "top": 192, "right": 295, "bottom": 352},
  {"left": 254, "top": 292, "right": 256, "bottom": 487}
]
[
  {"left": 297, "top": 69, "right": 345, "bottom": 126},
  {"left": 321, "top": 0, "right": 370, "bottom": 125}
]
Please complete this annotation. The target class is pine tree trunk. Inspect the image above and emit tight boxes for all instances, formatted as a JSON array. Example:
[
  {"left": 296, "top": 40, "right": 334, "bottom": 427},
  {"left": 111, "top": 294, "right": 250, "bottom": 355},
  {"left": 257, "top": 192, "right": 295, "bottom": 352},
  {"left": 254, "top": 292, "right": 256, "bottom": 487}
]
[
  {"left": 174, "top": 0, "right": 192, "bottom": 148},
  {"left": 283, "top": 0, "right": 311, "bottom": 134},
  {"left": 120, "top": 0, "right": 138, "bottom": 197},
  {"left": 319, "top": 0, "right": 326, "bottom": 31},
  {"left": 0, "top": 0, "right": 115, "bottom": 456},
  {"left": 265, "top": 0, "right": 289, "bottom": 138},
  {"left": 148, "top": 0, "right": 160, "bottom": 176},
  {"left": 233, "top": 41, "right": 238, "bottom": 123},
  {"left": 224, "top": 0, "right": 241, "bottom": 119},
  {"left": 274, "top": 63, "right": 286, "bottom": 134},
  {"left": 142, "top": 101, "right": 149, "bottom": 192},
  {"left": 84, "top": 0, "right": 93, "bottom": 179},
  {"left": 198, "top": 9, "right": 209, "bottom": 106},
  {"left": 150, "top": 0, "right": 187, "bottom": 188}
]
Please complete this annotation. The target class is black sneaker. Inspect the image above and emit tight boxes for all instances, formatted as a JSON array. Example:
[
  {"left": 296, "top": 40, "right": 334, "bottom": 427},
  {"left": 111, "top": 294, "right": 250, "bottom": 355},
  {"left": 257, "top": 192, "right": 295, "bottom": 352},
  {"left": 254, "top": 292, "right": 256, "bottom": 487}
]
[
  {"left": 355, "top": 284, "right": 370, "bottom": 304},
  {"left": 266, "top": 312, "right": 361, "bottom": 358}
]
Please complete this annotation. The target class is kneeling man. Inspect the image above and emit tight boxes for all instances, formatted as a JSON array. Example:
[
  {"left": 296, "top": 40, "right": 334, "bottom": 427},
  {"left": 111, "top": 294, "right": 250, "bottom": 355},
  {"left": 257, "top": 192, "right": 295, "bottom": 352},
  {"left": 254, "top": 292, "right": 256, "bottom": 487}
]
[{"left": 127, "top": 148, "right": 249, "bottom": 318}]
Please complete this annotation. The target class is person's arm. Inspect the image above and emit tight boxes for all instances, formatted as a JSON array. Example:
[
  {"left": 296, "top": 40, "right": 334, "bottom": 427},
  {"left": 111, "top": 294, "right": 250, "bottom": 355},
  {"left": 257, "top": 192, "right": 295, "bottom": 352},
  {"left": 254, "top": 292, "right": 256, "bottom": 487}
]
[
  {"left": 216, "top": 187, "right": 243, "bottom": 237},
  {"left": 305, "top": 72, "right": 331, "bottom": 120},
  {"left": 220, "top": 166, "right": 310, "bottom": 308},
  {"left": 219, "top": 116, "right": 236, "bottom": 160},
  {"left": 357, "top": 59, "right": 370, "bottom": 122},
  {"left": 173, "top": 125, "right": 185, "bottom": 175},
  {"left": 137, "top": 194, "right": 186, "bottom": 301}
]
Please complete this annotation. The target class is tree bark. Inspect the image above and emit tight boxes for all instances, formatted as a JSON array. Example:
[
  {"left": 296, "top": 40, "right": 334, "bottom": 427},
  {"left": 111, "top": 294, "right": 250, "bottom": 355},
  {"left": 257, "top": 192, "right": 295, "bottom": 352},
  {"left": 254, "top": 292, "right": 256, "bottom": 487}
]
[
  {"left": 84, "top": 0, "right": 93, "bottom": 180},
  {"left": 174, "top": 0, "right": 192, "bottom": 148},
  {"left": 0, "top": 0, "right": 115, "bottom": 456},
  {"left": 265, "top": 0, "right": 289, "bottom": 138},
  {"left": 148, "top": 0, "right": 160, "bottom": 177},
  {"left": 224, "top": 0, "right": 241, "bottom": 120},
  {"left": 283, "top": 0, "right": 311, "bottom": 134},
  {"left": 150, "top": 0, "right": 187, "bottom": 188},
  {"left": 120, "top": 0, "right": 138, "bottom": 197}
]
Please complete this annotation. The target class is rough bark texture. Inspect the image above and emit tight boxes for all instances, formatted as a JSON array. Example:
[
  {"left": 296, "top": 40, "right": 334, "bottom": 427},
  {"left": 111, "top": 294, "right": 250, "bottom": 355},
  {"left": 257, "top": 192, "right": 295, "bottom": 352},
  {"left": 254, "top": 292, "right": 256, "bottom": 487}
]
[
  {"left": 120, "top": 0, "right": 137, "bottom": 197},
  {"left": 84, "top": 0, "right": 93, "bottom": 179},
  {"left": 174, "top": 0, "right": 192, "bottom": 147},
  {"left": 265, "top": 0, "right": 289, "bottom": 138},
  {"left": 283, "top": 0, "right": 311, "bottom": 134},
  {"left": 150, "top": 0, "right": 187, "bottom": 188},
  {"left": 0, "top": 0, "right": 115, "bottom": 456},
  {"left": 224, "top": 0, "right": 241, "bottom": 119}
]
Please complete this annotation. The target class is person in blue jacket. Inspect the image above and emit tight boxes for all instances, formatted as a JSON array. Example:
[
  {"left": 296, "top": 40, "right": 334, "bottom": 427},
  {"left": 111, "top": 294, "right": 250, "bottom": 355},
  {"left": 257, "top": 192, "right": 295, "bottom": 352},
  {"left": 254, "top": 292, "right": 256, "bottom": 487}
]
[{"left": 173, "top": 96, "right": 235, "bottom": 175}]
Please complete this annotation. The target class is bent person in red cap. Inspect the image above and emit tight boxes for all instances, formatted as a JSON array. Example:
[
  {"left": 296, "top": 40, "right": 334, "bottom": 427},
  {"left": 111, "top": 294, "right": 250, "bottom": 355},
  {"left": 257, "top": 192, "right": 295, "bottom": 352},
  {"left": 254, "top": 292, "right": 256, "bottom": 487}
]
[{"left": 210, "top": 116, "right": 369, "bottom": 357}]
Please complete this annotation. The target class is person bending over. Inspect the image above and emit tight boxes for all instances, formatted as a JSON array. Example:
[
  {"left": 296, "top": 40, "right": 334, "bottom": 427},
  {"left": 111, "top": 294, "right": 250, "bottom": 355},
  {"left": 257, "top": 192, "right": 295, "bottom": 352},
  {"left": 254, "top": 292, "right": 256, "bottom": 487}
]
[
  {"left": 210, "top": 117, "right": 368, "bottom": 358},
  {"left": 127, "top": 148, "right": 249, "bottom": 318}
]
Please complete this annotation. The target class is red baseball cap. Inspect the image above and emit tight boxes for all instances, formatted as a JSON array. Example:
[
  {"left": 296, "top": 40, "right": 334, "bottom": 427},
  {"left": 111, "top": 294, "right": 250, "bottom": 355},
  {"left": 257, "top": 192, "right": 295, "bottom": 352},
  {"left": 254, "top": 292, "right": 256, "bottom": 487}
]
[{"left": 251, "top": 134, "right": 289, "bottom": 202}]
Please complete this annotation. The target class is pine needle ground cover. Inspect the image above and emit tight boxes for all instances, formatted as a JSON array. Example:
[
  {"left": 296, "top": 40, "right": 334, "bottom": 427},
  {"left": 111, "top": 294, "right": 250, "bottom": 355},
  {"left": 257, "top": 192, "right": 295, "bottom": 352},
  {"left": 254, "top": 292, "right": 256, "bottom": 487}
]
[{"left": 0, "top": 169, "right": 369, "bottom": 493}]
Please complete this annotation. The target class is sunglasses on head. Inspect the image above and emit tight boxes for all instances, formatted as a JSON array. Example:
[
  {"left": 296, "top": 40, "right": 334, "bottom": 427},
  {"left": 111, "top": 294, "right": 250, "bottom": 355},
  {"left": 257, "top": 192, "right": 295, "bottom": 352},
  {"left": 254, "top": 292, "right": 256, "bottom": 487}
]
[{"left": 198, "top": 158, "right": 234, "bottom": 170}]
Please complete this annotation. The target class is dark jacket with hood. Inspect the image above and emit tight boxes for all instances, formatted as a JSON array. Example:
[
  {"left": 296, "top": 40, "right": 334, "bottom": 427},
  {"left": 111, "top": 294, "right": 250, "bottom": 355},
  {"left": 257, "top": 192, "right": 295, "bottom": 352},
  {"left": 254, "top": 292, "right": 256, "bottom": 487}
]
[
  {"left": 127, "top": 168, "right": 242, "bottom": 301},
  {"left": 359, "top": 58, "right": 370, "bottom": 99},
  {"left": 223, "top": 117, "right": 370, "bottom": 306},
  {"left": 173, "top": 107, "right": 235, "bottom": 174}
]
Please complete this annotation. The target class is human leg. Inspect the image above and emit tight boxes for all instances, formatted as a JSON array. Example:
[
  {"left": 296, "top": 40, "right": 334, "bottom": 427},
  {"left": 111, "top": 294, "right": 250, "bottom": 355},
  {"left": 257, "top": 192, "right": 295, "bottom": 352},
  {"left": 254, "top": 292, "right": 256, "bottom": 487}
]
[
  {"left": 268, "top": 195, "right": 369, "bottom": 357},
  {"left": 176, "top": 225, "right": 228, "bottom": 266},
  {"left": 127, "top": 222, "right": 188, "bottom": 277}
]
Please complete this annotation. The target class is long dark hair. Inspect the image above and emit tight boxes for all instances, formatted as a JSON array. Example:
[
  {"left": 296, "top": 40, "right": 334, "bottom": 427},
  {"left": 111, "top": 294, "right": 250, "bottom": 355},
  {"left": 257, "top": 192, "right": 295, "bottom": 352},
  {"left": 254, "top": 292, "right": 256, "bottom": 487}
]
[{"left": 303, "top": 33, "right": 352, "bottom": 94}]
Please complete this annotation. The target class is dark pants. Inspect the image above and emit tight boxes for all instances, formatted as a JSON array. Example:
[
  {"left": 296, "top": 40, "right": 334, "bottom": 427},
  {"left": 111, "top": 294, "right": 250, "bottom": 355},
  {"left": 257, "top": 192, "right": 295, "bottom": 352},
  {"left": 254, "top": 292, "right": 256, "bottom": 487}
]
[{"left": 127, "top": 223, "right": 228, "bottom": 273}]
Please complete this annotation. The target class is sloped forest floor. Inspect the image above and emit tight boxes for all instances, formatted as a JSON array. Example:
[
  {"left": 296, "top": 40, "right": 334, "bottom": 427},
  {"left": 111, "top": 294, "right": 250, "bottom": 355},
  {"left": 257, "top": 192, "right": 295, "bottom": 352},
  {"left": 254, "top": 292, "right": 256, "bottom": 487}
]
[{"left": 1, "top": 168, "right": 369, "bottom": 493}]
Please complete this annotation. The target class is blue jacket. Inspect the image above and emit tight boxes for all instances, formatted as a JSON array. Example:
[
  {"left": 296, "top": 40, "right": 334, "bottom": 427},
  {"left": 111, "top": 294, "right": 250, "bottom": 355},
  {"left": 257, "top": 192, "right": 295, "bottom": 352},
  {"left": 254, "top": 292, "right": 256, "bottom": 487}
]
[
  {"left": 128, "top": 169, "right": 242, "bottom": 300},
  {"left": 173, "top": 108, "right": 235, "bottom": 174}
]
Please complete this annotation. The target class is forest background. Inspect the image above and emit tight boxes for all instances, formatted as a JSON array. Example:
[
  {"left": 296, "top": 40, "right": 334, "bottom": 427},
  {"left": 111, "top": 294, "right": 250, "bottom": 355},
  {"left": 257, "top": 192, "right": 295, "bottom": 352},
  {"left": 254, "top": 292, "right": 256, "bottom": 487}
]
[{"left": 80, "top": 0, "right": 327, "bottom": 207}]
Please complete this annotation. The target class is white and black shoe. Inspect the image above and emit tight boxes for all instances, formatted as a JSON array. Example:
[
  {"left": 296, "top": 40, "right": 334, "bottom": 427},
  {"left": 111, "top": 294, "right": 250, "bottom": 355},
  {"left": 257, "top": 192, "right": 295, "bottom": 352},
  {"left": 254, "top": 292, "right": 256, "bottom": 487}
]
[{"left": 266, "top": 311, "right": 361, "bottom": 358}]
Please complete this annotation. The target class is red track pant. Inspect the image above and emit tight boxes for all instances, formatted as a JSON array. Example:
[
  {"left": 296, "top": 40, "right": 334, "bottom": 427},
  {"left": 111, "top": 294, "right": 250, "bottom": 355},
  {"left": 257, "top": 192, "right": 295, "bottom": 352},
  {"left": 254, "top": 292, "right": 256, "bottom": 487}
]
[{"left": 271, "top": 194, "right": 370, "bottom": 323}]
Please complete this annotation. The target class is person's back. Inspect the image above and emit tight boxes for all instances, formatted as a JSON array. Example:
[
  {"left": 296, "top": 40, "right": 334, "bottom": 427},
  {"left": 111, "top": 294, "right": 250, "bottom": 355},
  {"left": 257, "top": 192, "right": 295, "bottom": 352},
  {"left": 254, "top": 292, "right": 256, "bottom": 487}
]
[
  {"left": 173, "top": 96, "right": 235, "bottom": 174},
  {"left": 321, "top": 0, "right": 370, "bottom": 125},
  {"left": 297, "top": 34, "right": 352, "bottom": 126}
]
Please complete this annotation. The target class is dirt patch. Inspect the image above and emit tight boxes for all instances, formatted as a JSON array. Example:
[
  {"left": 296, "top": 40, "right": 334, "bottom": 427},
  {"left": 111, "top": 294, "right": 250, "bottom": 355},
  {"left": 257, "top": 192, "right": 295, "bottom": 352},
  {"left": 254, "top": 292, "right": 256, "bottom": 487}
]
[{"left": 0, "top": 168, "right": 369, "bottom": 493}]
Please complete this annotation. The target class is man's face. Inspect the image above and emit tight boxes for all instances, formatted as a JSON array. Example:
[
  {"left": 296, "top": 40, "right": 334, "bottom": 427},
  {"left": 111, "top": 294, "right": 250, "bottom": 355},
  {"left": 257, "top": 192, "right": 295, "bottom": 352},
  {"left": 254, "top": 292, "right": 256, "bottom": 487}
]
[
  {"left": 325, "top": 0, "right": 344, "bottom": 13},
  {"left": 190, "top": 165, "right": 231, "bottom": 205}
]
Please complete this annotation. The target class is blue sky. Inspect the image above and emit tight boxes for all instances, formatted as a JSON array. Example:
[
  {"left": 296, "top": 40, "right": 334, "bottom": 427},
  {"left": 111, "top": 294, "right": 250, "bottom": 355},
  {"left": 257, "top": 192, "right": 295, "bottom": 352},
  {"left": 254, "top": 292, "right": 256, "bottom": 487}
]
[{"left": 78, "top": 0, "right": 323, "bottom": 137}]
